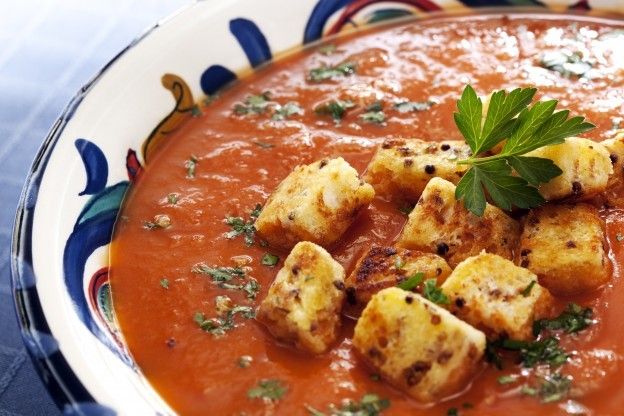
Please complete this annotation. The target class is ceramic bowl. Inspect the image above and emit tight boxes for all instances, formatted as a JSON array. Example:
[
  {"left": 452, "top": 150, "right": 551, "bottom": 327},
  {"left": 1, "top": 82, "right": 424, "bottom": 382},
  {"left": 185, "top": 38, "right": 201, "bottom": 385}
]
[{"left": 11, "top": 0, "right": 624, "bottom": 414}]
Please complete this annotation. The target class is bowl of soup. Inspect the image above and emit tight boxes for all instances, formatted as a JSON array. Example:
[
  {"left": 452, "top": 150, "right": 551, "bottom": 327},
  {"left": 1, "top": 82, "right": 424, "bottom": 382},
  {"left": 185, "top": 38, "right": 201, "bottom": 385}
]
[{"left": 11, "top": 0, "right": 624, "bottom": 414}]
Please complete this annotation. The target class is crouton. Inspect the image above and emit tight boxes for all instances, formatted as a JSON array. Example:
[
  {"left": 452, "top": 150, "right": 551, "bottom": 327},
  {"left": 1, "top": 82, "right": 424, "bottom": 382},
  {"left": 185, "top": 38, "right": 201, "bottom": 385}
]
[
  {"left": 527, "top": 137, "right": 612, "bottom": 201},
  {"left": 255, "top": 157, "right": 375, "bottom": 250},
  {"left": 518, "top": 204, "right": 610, "bottom": 296},
  {"left": 353, "top": 287, "right": 486, "bottom": 402},
  {"left": 344, "top": 245, "right": 452, "bottom": 310},
  {"left": 256, "top": 241, "right": 345, "bottom": 354},
  {"left": 442, "top": 253, "right": 553, "bottom": 340},
  {"left": 601, "top": 130, "right": 624, "bottom": 189},
  {"left": 363, "top": 138, "right": 471, "bottom": 202},
  {"left": 397, "top": 177, "right": 520, "bottom": 268}
]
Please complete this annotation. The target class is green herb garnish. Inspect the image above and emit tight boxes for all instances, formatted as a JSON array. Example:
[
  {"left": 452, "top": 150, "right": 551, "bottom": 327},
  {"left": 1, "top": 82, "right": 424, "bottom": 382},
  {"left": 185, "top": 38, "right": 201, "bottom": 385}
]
[
  {"left": 533, "top": 303, "right": 593, "bottom": 336},
  {"left": 160, "top": 278, "right": 169, "bottom": 289},
  {"left": 272, "top": 102, "right": 303, "bottom": 120},
  {"left": 422, "top": 279, "right": 450, "bottom": 305},
  {"left": 521, "top": 280, "right": 536, "bottom": 297},
  {"left": 501, "top": 337, "right": 568, "bottom": 368},
  {"left": 194, "top": 305, "right": 255, "bottom": 336},
  {"left": 397, "top": 272, "right": 425, "bottom": 291},
  {"left": 497, "top": 374, "right": 519, "bottom": 385},
  {"left": 247, "top": 379, "right": 288, "bottom": 401},
  {"left": 305, "top": 393, "right": 390, "bottom": 416},
  {"left": 167, "top": 193, "right": 179, "bottom": 205},
  {"left": 185, "top": 155, "right": 198, "bottom": 178},
  {"left": 315, "top": 99, "right": 356, "bottom": 121},
  {"left": 521, "top": 373, "right": 572, "bottom": 403},
  {"left": 262, "top": 253, "right": 279, "bottom": 267},
  {"left": 225, "top": 205, "right": 262, "bottom": 246},
  {"left": 360, "top": 111, "right": 385, "bottom": 124},
  {"left": 394, "top": 100, "right": 434, "bottom": 113},
  {"left": 453, "top": 85, "right": 594, "bottom": 216},
  {"left": 234, "top": 92, "right": 272, "bottom": 115},
  {"left": 309, "top": 62, "right": 356, "bottom": 82},
  {"left": 447, "top": 408, "right": 459, "bottom": 416},
  {"left": 617, "top": 233, "right": 624, "bottom": 242},
  {"left": 253, "top": 141, "right": 275, "bottom": 149},
  {"left": 191, "top": 265, "right": 245, "bottom": 282},
  {"left": 540, "top": 51, "right": 592, "bottom": 78}
]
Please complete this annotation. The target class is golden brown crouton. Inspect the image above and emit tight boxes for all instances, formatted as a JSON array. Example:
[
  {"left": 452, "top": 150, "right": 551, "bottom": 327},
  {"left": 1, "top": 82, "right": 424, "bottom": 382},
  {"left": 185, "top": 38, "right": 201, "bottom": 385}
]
[
  {"left": 255, "top": 157, "right": 375, "bottom": 250},
  {"left": 256, "top": 241, "right": 345, "bottom": 354},
  {"left": 518, "top": 204, "right": 610, "bottom": 296},
  {"left": 527, "top": 137, "right": 612, "bottom": 201},
  {"left": 344, "top": 245, "right": 452, "bottom": 310},
  {"left": 397, "top": 177, "right": 520, "bottom": 268},
  {"left": 442, "top": 253, "right": 553, "bottom": 340},
  {"left": 353, "top": 287, "right": 486, "bottom": 402},
  {"left": 601, "top": 130, "right": 624, "bottom": 189},
  {"left": 363, "top": 138, "right": 471, "bottom": 203}
]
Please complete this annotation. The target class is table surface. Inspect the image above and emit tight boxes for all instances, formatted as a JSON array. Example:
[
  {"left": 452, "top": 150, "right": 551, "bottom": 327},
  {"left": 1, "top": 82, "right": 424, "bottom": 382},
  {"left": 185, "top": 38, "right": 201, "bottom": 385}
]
[{"left": 0, "top": 1, "right": 189, "bottom": 414}]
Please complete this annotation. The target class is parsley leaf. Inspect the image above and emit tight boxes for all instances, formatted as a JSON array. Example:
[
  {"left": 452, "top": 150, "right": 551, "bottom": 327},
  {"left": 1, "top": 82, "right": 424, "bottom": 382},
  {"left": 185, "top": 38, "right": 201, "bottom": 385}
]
[
  {"left": 185, "top": 155, "right": 198, "bottom": 178},
  {"left": 521, "top": 280, "right": 536, "bottom": 297},
  {"left": 315, "top": 99, "right": 356, "bottom": 121},
  {"left": 394, "top": 100, "right": 434, "bottom": 113},
  {"left": 160, "top": 278, "right": 169, "bottom": 289},
  {"left": 234, "top": 92, "right": 272, "bottom": 115},
  {"left": 262, "top": 253, "right": 279, "bottom": 266},
  {"left": 397, "top": 272, "right": 425, "bottom": 291},
  {"left": 225, "top": 205, "right": 262, "bottom": 246},
  {"left": 194, "top": 304, "right": 255, "bottom": 336},
  {"left": 309, "top": 62, "right": 356, "bottom": 82},
  {"left": 305, "top": 393, "right": 390, "bottom": 416},
  {"left": 360, "top": 111, "right": 385, "bottom": 124},
  {"left": 248, "top": 379, "right": 288, "bottom": 401},
  {"left": 422, "top": 279, "right": 449, "bottom": 305},
  {"left": 501, "top": 337, "right": 568, "bottom": 368},
  {"left": 533, "top": 303, "right": 593, "bottom": 336},
  {"left": 454, "top": 85, "right": 595, "bottom": 216},
  {"left": 521, "top": 373, "right": 572, "bottom": 403},
  {"left": 272, "top": 102, "right": 303, "bottom": 121},
  {"left": 191, "top": 265, "right": 245, "bottom": 281}
]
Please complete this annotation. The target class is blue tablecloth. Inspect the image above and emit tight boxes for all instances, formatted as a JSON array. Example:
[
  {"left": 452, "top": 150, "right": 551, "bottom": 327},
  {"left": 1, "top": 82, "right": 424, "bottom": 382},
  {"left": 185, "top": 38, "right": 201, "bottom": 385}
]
[{"left": 0, "top": 1, "right": 188, "bottom": 414}]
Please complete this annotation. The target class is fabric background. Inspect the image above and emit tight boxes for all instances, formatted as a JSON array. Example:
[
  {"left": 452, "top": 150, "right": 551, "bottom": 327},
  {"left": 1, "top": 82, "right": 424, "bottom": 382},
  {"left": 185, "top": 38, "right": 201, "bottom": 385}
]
[{"left": 0, "top": 1, "right": 189, "bottom": 414}]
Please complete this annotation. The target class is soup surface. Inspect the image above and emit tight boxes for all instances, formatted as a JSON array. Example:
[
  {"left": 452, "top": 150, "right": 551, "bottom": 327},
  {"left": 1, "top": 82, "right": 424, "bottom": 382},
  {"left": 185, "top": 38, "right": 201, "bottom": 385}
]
[{"left": 110, "top": 13, "right": 624, "bottom": 416}]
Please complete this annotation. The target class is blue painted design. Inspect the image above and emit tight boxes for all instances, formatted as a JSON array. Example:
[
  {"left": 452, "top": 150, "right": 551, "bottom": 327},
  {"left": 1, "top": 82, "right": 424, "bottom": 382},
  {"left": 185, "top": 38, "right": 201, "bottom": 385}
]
[
  {"left": 366, "top": 8, "right": 413, "bottom": 24},
  {"left": 200, "top": 65, "right": 237, "bottom": 95},
  {"left": 63, "top": 139, "right": 132, "bottom": 365},
  {"left": 75, "top": 139, "right": 109, "bottom": 196},
  {"left": 229, "top": 18, "right": 272, "bottom": 67},
  {"left": 304, "top": 0, "right": 353, "bottom": 43},
  {"left": 22, "top": 329, "right": 59, "bottom": 359},
  {"left": 63, "top": 402, "right": 117, "bottom": 416}
]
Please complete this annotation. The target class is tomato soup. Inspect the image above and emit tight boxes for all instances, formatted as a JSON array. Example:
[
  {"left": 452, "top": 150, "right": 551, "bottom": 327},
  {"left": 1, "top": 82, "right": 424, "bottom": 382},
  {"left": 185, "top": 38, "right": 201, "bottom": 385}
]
[{"left": 110, "top": 14, "right": 624, "bottom": 415}]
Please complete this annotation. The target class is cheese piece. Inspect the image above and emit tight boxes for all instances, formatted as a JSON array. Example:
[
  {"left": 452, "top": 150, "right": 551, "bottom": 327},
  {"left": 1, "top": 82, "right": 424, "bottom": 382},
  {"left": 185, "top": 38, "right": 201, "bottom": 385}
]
[
  {"left": 398, "top": 177, "right": 520, "bottom": 268},
  {"left": 442, "top": 252, "right": 553, "bottom": 340},
  {"left": 353, "top": 287, "right": 486, "bottom": 402},
  {"left": 256, "top": 241, "right": 345, "bottom": 354},
  {"left": 518, "top": 203, "right": 610, "bottom": 296},
  {"left": 255, "top": 157, "right": 374, "bottom": 250}
]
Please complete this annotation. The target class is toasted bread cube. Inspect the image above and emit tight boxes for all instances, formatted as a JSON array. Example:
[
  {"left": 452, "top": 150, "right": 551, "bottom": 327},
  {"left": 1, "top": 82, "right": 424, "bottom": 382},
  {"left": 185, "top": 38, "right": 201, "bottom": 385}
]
[
  {"left": 363, "top": 138, "right": 471, "bottom": 202},
  {"left": 256, "top": 242, "right": 345, "bottom": 354},
  {"left": 442, "top": 253, "right": 553, "bottom": 340},
  {"left": 518, "top": 204, "right": 610, "bottom": 296},
  {"left": 601, "top": 130, "right": 624, "bottom": 188},
  {"left": 345, "top": 245, "right": 452, "bottom": 309},
  {"left": 397, "top": 178, "right": 520, "bottom": 268},
  {"left": 353, "top": 287, "right": 485, "bottom": 402},
  {"left": 527, "top": 137, "right": 612, "bottom": 201},
  {"left": 255, "top": 157, "right": 374, "bottom": 250}
]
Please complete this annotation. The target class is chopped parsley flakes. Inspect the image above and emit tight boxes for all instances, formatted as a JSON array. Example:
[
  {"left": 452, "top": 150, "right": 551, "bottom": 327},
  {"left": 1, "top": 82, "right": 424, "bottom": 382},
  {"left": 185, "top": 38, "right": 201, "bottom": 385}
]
[
  {"left": 194, "top": 304, "right": 255, "bottom": 336},
  {"left": 167, "top": 193, "right": 179, "bottom": 205},
  {"left": 261, "top": 253, "right": 279, "bottom": 267},
  {"left": 272, "top": 102, "right": 303, "bottom": 120},
  {"left": 397, "top": 272, "right": 424, "bottom": 291},
  {"left": 308, "top": 62, "right": 356, "bottom": 82},
  {"left": 225, "top": 204, "right": 263, "bottom": 246},
  {"left": 314, "top": 99, "right": 356, "bottom": 121},
  {"left": 533, "top": 303, "right": 593, "bottom": 336},
  {"left": 501, "top": 337, "right": 568, "bottom": 368},
  {"left": 540, "top": 51, "right": 592, "bottom": 78},
  {"left": 247, "top": 379, "right": 288, "bottom": 401},
  {"left": 159, "top": 278, "right": 169, "bottom": 289},
  {"left": 305, "top": 393, "right": 390, "bottom": 416},
  {"left": 234, "top": 92, "right": 272, "bottom": 115},
  {"left": 394, "top": 100, "right": 434, "bottom": 113},
  {"left": 521, "top": 373, "right": 572, "bottom": 403},
  {"left": 192, "top": 264, "right": 260, "bottom": 299},
  {"left": 185, "top": 155, "right": 198, "bottom": 178},
  {"left": 422, "top": 279, "right": 449, "bottom": 305},
  {"left": 521, "top": 280, "right": 536, "bottom": 297}
]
